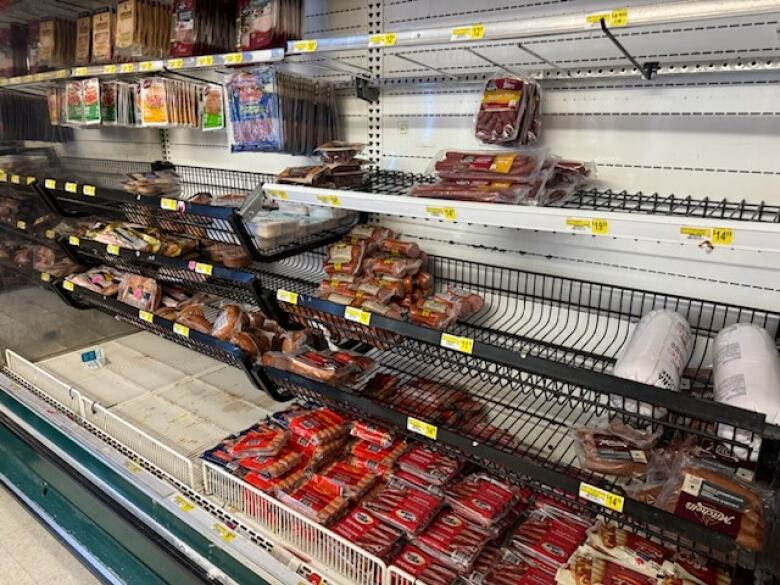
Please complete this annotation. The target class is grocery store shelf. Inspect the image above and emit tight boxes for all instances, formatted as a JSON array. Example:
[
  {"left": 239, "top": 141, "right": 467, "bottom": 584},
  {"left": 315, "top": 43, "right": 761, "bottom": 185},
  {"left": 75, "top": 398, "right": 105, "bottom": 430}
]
[{"left": 263, "top": 174, "right": 780, "bottom": 253}]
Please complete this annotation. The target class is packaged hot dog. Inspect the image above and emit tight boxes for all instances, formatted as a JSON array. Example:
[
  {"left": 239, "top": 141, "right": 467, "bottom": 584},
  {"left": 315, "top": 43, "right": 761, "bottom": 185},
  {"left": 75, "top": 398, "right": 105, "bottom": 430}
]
[
  {"left": 244, "top": 458, "right": 310, "bottom": 494},
  {"left": 276, "top": 475, "right": 349, "bottom": 525},
  {"left": 365, "top": 480, "right": 443, "bottom": 536},
  {"left": 432, "top": 149, "right": 547, "bottom": 181},
  {"left": 475, "top": 75, "right": 540, "bottom": 145},
  {"left": 586, "top": 521, "right": 674, "bottom": 577},
  {"left": 444, "top": 473, "right": 522, "bottom": 528},
  {"left": 351, "top": 438, "right": 407, "bottom": 466},
  {"left": 332, "top": 506, "right": 404, "bottom": 561},
  {"left": 392, "top": 544, "right": 459, "bottom": 585},
  {"left": 261, "top": 351, "right": 356, "bottom": 385},
  {"left": 287, "top": 407, "right": 349, "bottom": 445},
  {"left": 397, "top": 444, "right": 461, "bottom": 486},
  {"left": 317, "top": 459, "right": 378, "bottom": 500},
  {"left": 573, "top": 420, "right": 661, "bottom": 477},
  {"left": 415, "top": 509, "right": 493, "bottom": 573},
  {"left": 351, "top": 421, "right": 395, "bottom": 448},
  {"left": 238, "top": 445, "right": 302, "bottom": 478},
  {"left": 227, "top": 423, "right": 289, "bottom": 458}
]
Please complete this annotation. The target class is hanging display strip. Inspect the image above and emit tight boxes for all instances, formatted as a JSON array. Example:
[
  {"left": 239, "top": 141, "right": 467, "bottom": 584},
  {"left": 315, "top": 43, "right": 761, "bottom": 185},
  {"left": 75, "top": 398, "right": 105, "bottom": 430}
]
[{"left": 263, "top": 179, "right": 780, "bottom": 253}]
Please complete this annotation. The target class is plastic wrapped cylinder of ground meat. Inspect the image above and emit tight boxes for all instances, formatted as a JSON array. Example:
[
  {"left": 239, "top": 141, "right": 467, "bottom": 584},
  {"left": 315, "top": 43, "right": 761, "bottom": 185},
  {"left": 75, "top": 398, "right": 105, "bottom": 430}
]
[
  {"left": 713, "top": 323, "right": 780, "bottom": 462},
  {"left": 609, "top": 310, "right": 693, "bottom": 419}
]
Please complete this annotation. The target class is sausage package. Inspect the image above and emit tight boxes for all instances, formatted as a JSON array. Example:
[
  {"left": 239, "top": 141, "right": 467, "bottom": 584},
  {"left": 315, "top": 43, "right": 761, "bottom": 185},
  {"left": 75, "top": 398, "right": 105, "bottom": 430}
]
[
  {"left": 573, "top": 419, "right": 661, "bottom": 477},
  {"left": 586, "top": 521, "right": 674, "bottom": 577},
  {"left": 475, "top": 75, "right": 541, "bottom": 145},
  {"left": 350, "top": 438, "right": 407, "bottom": 466},
  {"left": 316, "top": 459, "right": 377, "bottom": 500},
  {"left": 331, "top": 506, "right": 404, "bottom": 561},
  {"left": 432, "top": 150, "right": 547, "bottom": 181},
  {"left": 350, "top": 421, "right": 394, "bottom": 448},
  {"left": 444, "top": 473, "right": 522, "bottom": 528},
  {"left": 228, "top": 423, "right": 289, "bottom": 458},
  {"left": 392, "top": 544, "right": 459, "bottom": 585},
  {"left": 276, "top": 475, "right": 349, "bottom": 524},
  {"left": 287, "top": 407, "right": 349, "bottom": 445},
  {"left": 396, "top": 444, "right": 461, "bottom": 486},
  {"left": 415, "top": 509, "right": 493, "bottom": 573},
  {"left": 365, "top": 480, "right": 443, "bottom": 536},
  {"left": 238, "top": 446, "right": 302, "bottom": 478}
]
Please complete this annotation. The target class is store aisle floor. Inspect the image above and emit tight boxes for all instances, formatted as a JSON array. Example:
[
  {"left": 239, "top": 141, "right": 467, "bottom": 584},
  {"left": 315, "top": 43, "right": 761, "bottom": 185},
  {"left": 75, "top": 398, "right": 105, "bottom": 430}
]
[{"left": 0, "top": 486, "right": 102, "bottom": 585}]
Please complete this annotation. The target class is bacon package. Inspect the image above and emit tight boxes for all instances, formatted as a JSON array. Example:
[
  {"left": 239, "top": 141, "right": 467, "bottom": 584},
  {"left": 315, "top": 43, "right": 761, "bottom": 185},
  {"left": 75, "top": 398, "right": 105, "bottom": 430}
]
[
  {"left": 415, "top": 509, "right": 493, "bottom": 573},
  {"left": 317, "top": 460, "right": 377, "bottom": 500},
  {"left": 332, "top": 506, "right": 404, "bottom": 561},
  {"left": 365, "top": 480, "right": 443, "bottom": 536},
  {"left": 351, "top": 421, "right": 395, "bottom": 448},
  {"left": 444, "top": 473, "right": 522, "bottom": 528},
  {"left": 396, "top": 444, "right": 461, "bottom": 486},
  {"left": 287, "top": 407, "right": 349, "bottom": 445},
  {"left": 392, "top": 544, "right": 459, "bottom": 585},
  {"left": 276, "top": 475, "right": 349, "bottom": 525}
]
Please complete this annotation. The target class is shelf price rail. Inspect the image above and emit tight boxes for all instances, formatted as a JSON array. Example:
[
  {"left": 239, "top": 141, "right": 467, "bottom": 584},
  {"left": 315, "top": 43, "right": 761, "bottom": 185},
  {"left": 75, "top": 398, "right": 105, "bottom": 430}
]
[{"left": 58, "top": 284, "right": 292, "bottom": 402}]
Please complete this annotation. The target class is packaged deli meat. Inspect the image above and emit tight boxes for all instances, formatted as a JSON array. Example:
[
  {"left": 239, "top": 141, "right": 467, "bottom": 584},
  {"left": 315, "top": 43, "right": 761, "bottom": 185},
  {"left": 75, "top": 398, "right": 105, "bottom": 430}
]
[
  {"left": 66, "top": 266, "right": 125, "bottom": 296},
  {"left": 392, "top": 543, "right": 459, "bottom": 585},
  {"left": 475, "top": 75, "right": 541, "bottom": 145},
  {"left": 415, "top": 509, "right": 493, "bottom": 573},
  {"left": 432, "top": 150, "right": 547, "bottom": 182},
  {"left": 573, "top": 419, "right": 661, "bottom": 476},
  {"left": 365, "top": 480, "right": 443, "bottom": 536},
  {"left": 238, "top": 445, "right": 302, "bottom": 478},
  {"left": 276, "top": 475, "right": 349, "bottom": 525},
  {"left": 261, "top": 351, "right": 357, "bottom": 385},
  {"left": 444, "top": 473, "right": 521, "bottom": 528},
  {"left": 653, "top": 453, "right": 767, "bottom": 551},
  {"left": 610, "top": 310, "right": 693, "bottom": 418},
  {"left": 332, "top": 506, "right": 404, "bottom": 561},
  {"left": 350, "top": 421, "right": 394, "bottom": 448},
  {"left": 316, "top": 459, "right": 377, "bottom": 500},
  {"left": 227, "top": 423, "right": 289, "bottom": 458},
  {"left": 117, "top": 274, "right": 161, "bottom": 311},
  {"left": 227, "top": 68, "right": 283, "bottom": 152},
  {"left": 507, "top": 508, "right": 588, "bottom": 575},
  {"left": 287, "top": 407, "right": 349, "bottom": 445},
  {"left": 396, "top": 444, "right": 461, "bottom": 486}
]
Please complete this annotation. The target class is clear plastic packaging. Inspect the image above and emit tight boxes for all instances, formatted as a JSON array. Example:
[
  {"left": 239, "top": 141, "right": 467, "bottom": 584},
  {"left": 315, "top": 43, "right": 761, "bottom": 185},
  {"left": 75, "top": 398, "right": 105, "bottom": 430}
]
[
  {"left": 365, "top": 480, "right": 443, "bottom": 536},
  {"left": 586, "top": 521, "right": 674, "bottom": 577},
  {"left": 396, "top": 444, "right": 461, "bottom": 486},
  {"left": 227, "top": 423, "right": 288, "bottom": 458},
  {"left": 238, "top": 445, "right": 301, "bottom": 478},
  {"left": 573, "top": 419, "right": 662, "bottom": 477},
  {"left": 392, "top": 544, "right": 459, "bottom": 585},
  {"left": 432, "top": 149, "right": 547, "bottom": 181},
  {"left": 227, "top": 68, "right": 283, "bottom": 153},
  {"left": 350, "top": 438, "right": 407, "bottom": 466},
  {"left": 415, "top": 509, "right": 493, "bottom": 573},
  {"left": 276, "top": 475, "right": 349, "bottom": 525},
  {"left": 117, "top": 274, "right": 160, "bottom": 311},
  {"left": 331, "top": 506, "right": 404, "bottom": 561},
  {"left": 350, "top": 421, "right": 394, "bottom": 448},
  {"left": 316, "top": 459, "right": 377, "bottom": 500},
  {"left": 475, "top": 75, "right": 530, "bottom": 144},
  {"left": 444, "top": 473, "right": 521, "bottom": 528},
  {"left": 287, "top": 407, "right": 349, "bottom": 445}
]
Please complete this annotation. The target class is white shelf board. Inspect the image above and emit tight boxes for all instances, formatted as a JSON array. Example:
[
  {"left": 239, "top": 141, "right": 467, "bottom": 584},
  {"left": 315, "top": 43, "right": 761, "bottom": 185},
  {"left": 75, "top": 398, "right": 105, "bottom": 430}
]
[{"left": 264, "top": 183, "right": 780, "bottom": 254}]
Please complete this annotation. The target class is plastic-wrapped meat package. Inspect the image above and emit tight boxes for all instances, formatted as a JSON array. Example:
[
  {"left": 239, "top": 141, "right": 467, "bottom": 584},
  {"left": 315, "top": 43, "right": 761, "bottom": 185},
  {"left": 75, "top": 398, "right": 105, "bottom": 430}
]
[
  {"left": 261, "top": 351, "right": 356, "bottom": 385},
  {"left": 391, "top": 468, "right": 445, "bottom": 495},
  {"left": 324, "top": 260, "right": 363, "bottom": 276},
  {"left": 469, "top": 548, "right": 555, "bottom": 585},
  {"left": 433, "top": 150, "right": 547, "bottom": 181},
  {"left": 415, "top": 509, "right": 493, "bottom": 573},
  {"left": 286, "top": 407, "right": 349, "bottom": 446},
  {"left": 326, "top": 241, "right": 367, "bottom": 272},
  {"left": 227, "top": 68, "right": 282, "bottom": 152},
  {"left": 330, "top": 350, "right": 375, "bottom": 374},
  {"left": 351, "top": 438, "right": 407, "bottom": 466},
  {"left": 396, "top": 444, "right": 461, "bottom": 486},
  {"left": 316, "top": 142, "right": 366, "bottom": 165},
  {"left": 507, "top": 509, "right": 589, "bottom": 575},
  {"left": 365, "top": 480, "right": 443, "bottom": 536},
  {"left": 287, "top": 432, "right": 345, "bottom": 463},
  {"left": 379, "top": 238, "right": 421, "bottom": 258},
  {"left": 653, "top": 454, "right": 766, "bottom": 551},
  {"left": 238, "top": 445, "right": 302, "bottom": 478},
  {"left": 573, "top": 419, "right": 662, "bottom": 477},
  {"left": 332, "top": 506, "right": 404, "bottom": 561},
  {"left": 409, "top": 304, "right": 459, "bottom": 330},
  {"left": 117, "top": 274, "right": 161, "bottom": 311},
  {"left": 66, "top": 266, "right": 126, "bottom": 296},
  {"left": 211, "top": 304, "right": 248, "bottom": 341},
  {"left": 227, "top": 423, "right": 289, "bottom": 458},
  {"left": 318, "top": 277, "right": 356, "bottom": 298},
  {"left": 366, "top": 257, "right": 422, "bottom": 279},
  {"left": 439, "top": 287, "right": 485, "bottom": 320},
  {"left": 661, "top": 550, "right": 733, "bottom": 585},
  {"left": 316, "top": 459, "right": 377, "bottom": 500},
  {"left": 351, "top": 421, "right": 394, "bottom": 448},
  {"left": 444, "top": 473, "right": 522, "bottom": 528},
  {"left": 409, "top": 179, "right": 541, "bottom": 204},
  {"left": 346, "top": 223, "right": 394, "bottom": 247},
  {"left": 358, "top": 298, "right": 405, "bottom": 320},
  {"left": 586, "top": 521, "right": 674, "bottom": 577},
  {"left": 276, "top": 475, "right": 349, "bottom": 525},
  {"left": 237, "top": 0, "right": 279, "bottom": 50},
  {"left": 244, "top": 458, "right": 309, "bottom": 494},
  {"left": 349, "top": 456, "right": 393, "bottom": 477},
  {"left": 475, "top": 75, "right": 535, "bottom": 145},
  {"left": 354, "top": 279, "right": 402, "bottom": 304},
  {"left": 392, "top": 544, "right": 459, "bottom": 585}
]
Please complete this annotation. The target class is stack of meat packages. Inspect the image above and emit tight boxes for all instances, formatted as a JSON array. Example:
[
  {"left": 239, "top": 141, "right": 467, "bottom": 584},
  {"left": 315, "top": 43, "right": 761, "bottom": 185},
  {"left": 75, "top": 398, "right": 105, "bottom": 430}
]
[
  {"left": 318, "top": 224, "right": 484, "bottom": 330},
  {"left": 277, "top": 142, "right": 370, "bottom": 188},
  {"left": 409, "top": 149, "right": 593, "bottom": 206}
]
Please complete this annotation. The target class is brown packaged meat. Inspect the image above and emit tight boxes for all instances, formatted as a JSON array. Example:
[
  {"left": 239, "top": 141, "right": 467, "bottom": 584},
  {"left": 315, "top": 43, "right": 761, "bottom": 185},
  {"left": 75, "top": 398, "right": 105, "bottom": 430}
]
[
  {"left": 475, "top": 76, "right": 532, "bottom": 145},
  {"left": 380, "top": 239, "right": 420, "bottom": 259},
  {"left": 230, "top": 331, "right": 261, "bottom": 359},
  {"left": 409, "top": 179, "right": 538, "bottom": 204},
  {"left": 261, "top": 351, "right": 355, "bottom": 384},
  {"left": 409, "top": 305, "right": 458, "bottom": 330},
  {"left": 433, "top": 150, "right": 546, "bottom": 181},
  {"left": 246, "top": 310, "right": 266, "bottom": 329},
  {"left": 117, "top": 274, "right": 161, "bottom": 311},
  {"left": 367, "top": 257, "right": 422, "bottom": 279},
  {"left": 155, "top": 306, "right": 179, "bottom": 320},
  {"left": 281, "top": 329, "right": 323, "bottom": 353},
  {"left": 176, "top": 313, "right": 212, "bottom": 334},
  {"left": 573, "top": 420, "right": 661, "bottom": 477},
  {"left": 247, "top": 328, "right": 273, "bottom": 355},
  {"left": 211, "top": 304, "right": 246, "bottom": 340}
]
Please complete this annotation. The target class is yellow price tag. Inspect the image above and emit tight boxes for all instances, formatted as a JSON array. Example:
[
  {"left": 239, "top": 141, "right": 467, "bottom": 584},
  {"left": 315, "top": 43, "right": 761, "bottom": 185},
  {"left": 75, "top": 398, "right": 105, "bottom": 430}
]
[
  {"left": 10, "top": 174, "right": 20, "bottom": 184},
  {"left": 119, "top": 63, "right": 135, "bottom": 73},
  {"left": 566, "top": 218, "right": 592, "bottom": 232},
  {"left": 579, "top": 482, "right": 625, "bottom": 513},
  {"left": 65, "top": 182, "right": 78, "bottom": 193},
  {"left": 345, "top": 306, "right": 372, "bottom": 326},
  {"left": 268, "top": 189, "right": 289, "bottom": 201},
  {"left": 174, "top": 494, "right": 195, "bottom": 512},
  {"left": 44, "top": 179, "right": 56, "bottom": 189},
  {"left": 0, "top": 171, "right": 6, "bottom": 182},
  {"left": 33, "top": 73, "right": 44, "bottom": 82},
  {"left": 711, "top": 227, "right": 734, "bottom": 246},
  {"left": 26, "top": 176, "right": 35, "bottom": 185},
  {"left": 63, "top": 280, "right": 75, "bottom": 292},
  {"left": 316, "top": 194, "right": 341, "bottom": 207},
  {"left": 139, "top": 61, "right": 154, "bottom": 71},
  {"left": 160, "top": 198, "right": 179, "bottom": 211},
  {"left": 196, "top": 55, "right": 214, "bottom": 67},
  {"left": 425, "top": 206, "right": 457, "bottom": 222},
  {"left": 107, "top": 244, "right": 120, "bottom": 256},
  {"left": 440, "top": 333, "right": 474, "bottom": 355},
  {"left": 586, "top": 8, "right": 629, "bottom": 28},
  {"left": 139, "top": 310, "right": 154, "bottom": 323},
  {"left": 223, "top": 53, "right": 244, "bottom": 65},
  {"left": 293, "top": 40, "right": 318, "bottom": 53},
  {"left": 407, "top": 417, "right": 438, "bottom": 440},
  {"left": 276, "top": 289, "right": 299, "bottom": 305},
  {"left": 124, "top": 460, "right": 142, "bottom": 474},
  {"left": 591, "top": 218, "right": 609, "bottom": 235},
  {"left": 73, "top": 67, "right": 89, "bottom": 76},
  {"left": 103, "top": 64, "right": 117, "bottom": 74},
  {"left": 213, "top": 523, "right": 236, "bottom": 543},
  {"left": 368, "top": 33, "right": 397, "bottom": 47},
  {"left": 69, "top": 236, "right": 80, "bottom": 246},
  {"left": 40, "top": 272, "right": 51, "bottom": 282},
  {"left": 45, "top": 230, "right": 56, "bottom": 239},
  {"left": 194, "top": 262, "right": 213, "bottom": 276},
  {"left": 173, "top": 323, "right": 190, "bottom": 338},
  {"left": 15, "top": 220, "right": 26, "bottom": 230},
  {"left": 83, "top": 185, "right": 96, "bottom": 197},
  {"left": 167, "top": 58, "right": 184, "bottom": 69},
  {"left": 680, "top": 226, "right": 711, "bottom": 241},
  {"left": 451, "top": 24, "right": 485, "bottom": 41}
]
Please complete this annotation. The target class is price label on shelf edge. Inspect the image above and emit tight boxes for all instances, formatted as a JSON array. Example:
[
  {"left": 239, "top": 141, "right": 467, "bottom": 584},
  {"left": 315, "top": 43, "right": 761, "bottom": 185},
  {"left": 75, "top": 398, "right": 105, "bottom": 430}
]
[
  {"left": 425, "top": 206, "right": 457, "bottom": 222},
  {"left": 10, "top": 174, "right": 20, "bottom": 184},
  {"left": 213, "top": 523, "right": 236, "bottom": 542},
  {"left": 440, "top": 333, "right": 474, "bottom": 355},
  {"left": 267, "top": 189, "right": 289, "bottom": 201},
  {"left": 15, "top": 220, "right": 26, "bottom": 230},
  {"left": 196, "top": 55, "right": 214, "bottom": 67},
  {"left": 107, "top": 244, "right": 120, "bottom": 256},
  {"left": 173, "top": 323, "right": 190, "bottom": 338},
  {"left": 680, "top": 226, "right": 735, "bottom": 246},
  {"left": 585, "top": 8, "right": 629, "bottom": 28},
  {"left": 160, "top": 198, "right": 180, "bottom": 211},
  {"left": 69, "top": 236, "right": 80, "bottom": 246},
  {"left": 711, "top": 227, "right": 734, "bottom": 246},
  {"left": 193, "top": 262, "right": 213, "bottom": 276},
  {"left": 73, "top": 67, "right": 89, "bottom": 76},
  {"left": 578, "top": 482, "right": 625, "bottom": 513},
  {"left": 103, "top": 64, "right": 117, "bottom": 74},
  {"left": 368, "top": 33, "right": 397, "bottom": 47},
  {"left": 223, "top": 53, "right": 244, "bottom": 65},
  {"left": 139, "top": 310, "right": 154, "bottom": 323},
  {"left": 167, "top": 58, "right": 184, "bottom": 69},
  {"left": 44, "top": 179, "right": 56, "bottom": 189},
  {"left": 451, "top": 24, "right": 485, "bottom": 41},
  {"left": 316, "top": 194, "right": 341, "bottom": 207},
  {"left": 40, "top": 272, "right": 50, "bottom": 282},
  {"left": 566, "top": 218, "right": 609, "bottom": 235},
  {"left": 45, "top": 230, "right": 56, "bottom": 239},
  {"left": 293, "top": 40, "right": 318, "bottom": 53},
  {"left": 140, "top": 61, "right": 154, "bottom": 71},
  {"left": 407, "top": 417, "right": 438, "bottom": 440},
  {"left": 174, "top": 494, "right": 195, "bottom": 513},
  {"left": 63, "top": 280, "right": 75, "bottom": 292},
  {"left": 83, "top": 184, "right": 96, "bottom": 196},
  {"left": 65, "top": 182, "right": 78, "bottom": 193},
  {"left": 344, "top": 306, "right": 371, "bottom": 326},
  {"left": 276, "top": 289, "right": 299, "bottom": 305},
  {"left": 119, "top": 63, "right": 134, "bottom": 73}
]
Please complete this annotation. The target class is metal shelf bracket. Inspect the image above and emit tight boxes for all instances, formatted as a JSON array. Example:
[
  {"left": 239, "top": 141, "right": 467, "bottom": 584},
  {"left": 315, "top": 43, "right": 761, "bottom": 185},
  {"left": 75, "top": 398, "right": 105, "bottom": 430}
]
[{"left": 600, "top": 18, "right": 659, "bottom": 81}]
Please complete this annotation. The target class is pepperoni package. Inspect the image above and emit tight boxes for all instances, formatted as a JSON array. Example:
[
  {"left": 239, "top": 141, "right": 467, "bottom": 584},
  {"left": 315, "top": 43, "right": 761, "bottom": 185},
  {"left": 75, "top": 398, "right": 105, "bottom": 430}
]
[
  {"left": 276, "top": 475, "right": 349, "bottom": 525},
  {"left": 392, "top": 544, "right": 459, "bottom": 585},
  {"left": 332, "top": 506, "right": 404, "bottom": 561},
  {"left": 365, "top": 480, "right": 443, "bottom": 536},
  {"left": 444, "top": 473, "right": 522, "bottom": 528},
  {"left": 415, "top": 509, "right": 493, "bottom": 573}
]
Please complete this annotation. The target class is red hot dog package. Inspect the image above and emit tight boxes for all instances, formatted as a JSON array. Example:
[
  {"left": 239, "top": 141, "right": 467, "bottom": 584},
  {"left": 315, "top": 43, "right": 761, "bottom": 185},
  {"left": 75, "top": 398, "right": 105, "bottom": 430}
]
[
  {"left": 396, "top": 444, "right": 461, "bottom": 486},
  {"left": 392, "top": 543, "right": 459, "bottom": 585},
  {"left": 238, "top": 445, "right": 301, "bottom": 478},
  {"left": 317, "top": 459, "right": 377, "bottom": 500},
  {"left": 415, "top": 509, "right": 493, "bottom": 573},
  {"left": 287, "top": 407, "right": 349, "bottom": 445},
  {"left": 276, "top": 475, "right": 349, "bottom": 525},
  {"left": 227, "top": 423, "right": 289, "bottom": 458},
  {"left": 444, "top": 473, "right": 522, "bottom": 528},
  {"left": 507, "top": 508, "right": 589, "bottom": 575},
  {"left": 331, "top": 506, "right": 404, "bottom": 561},
  {"left": 351, "top": 421, "right": 395, "bottom": 448},
  {"left": 475, "top": 75, "right": 540, "bottom": 145},
  {"left": 244, "top": 458, "right": 310, "bottom": 493},
  {"left": 351, "top": 438, "right": 407, "bottom": 466},
  {"left": 365, "top": 480, "right": 443, "bottom": 536}
]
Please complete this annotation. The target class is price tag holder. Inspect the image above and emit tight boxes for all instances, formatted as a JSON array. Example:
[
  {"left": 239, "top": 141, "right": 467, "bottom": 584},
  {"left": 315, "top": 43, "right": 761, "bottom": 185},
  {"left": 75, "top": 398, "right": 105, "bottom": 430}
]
[
  {"left": 124, "top": 460, "right": 142, "bottom": 474},
  {"left": 73, "top": 67, "right": 89, "bottom": 76},
  {"left": 368, "top": 33, "right": 397, "bottom": 47},
  {"left": 440, "top": 333, "right": 474, "bottom": 355},
  {"left": 40, "top": 272, "right": 51, "bottom": 282},
  {"left": 119, "top": 63, "right": 134, "bottom": 73},
  {"left": 160, "top": 198, "right": 180, "bottom": 211},
  {"left": 139, "top": 61, "right": 154, "bottom": 72},
  {"left": 586, "top": 8, "right": 628, "bottom": 28},
  {"left": 103, "top": 64, "right": 117, "bottom": 74},
  {"left": 107, "top": 244, "right": 120, "bottom": 256},
  {"left": 15, "top": 220, "right": 26, "bottom": 230},
  {"left": 213, "top": 523, "right": 236, "bottom": 543},
  {"left": 267, "top": 189, "right": 289, "bottom": 201},
  {"left": 26, "top": 176, "right": 36, "bottom": 185},
  {"left": 293, "top": 40, "right": 318, "bottom": 53},
  {"left": 44, "top": 179, "right": 56, "bottom": 189},
  {"left": 139, "top": 310, "right": 154, "bottom": 323},
  {"left": 192, "top": 262, "right": 213, "bottom": 276},
  {"left": 451, "top": 24, "right": 485, "bottom": 41},
  {"left": 63, "top": 280, "right": 75, "bottom": 292},
  {"left": 173, "top": 323, "right": 190, "bottom": 338},
  {"left": 83, "top": 184, "right": 96, "bottom": 196},
  {"left": 223, "top": 53, "right": 244, "bottom": 65},
  {"left": 196, "top": 55, "right": 214, "bottom": 67},
  {"left": 167, "top": 58, "right": 184, "bottom": 69},
  {"left": 316, "top": 194, "right": 341, "bottom": 207},
  {"left": 69, "top": 236, "right": 80, "bottom": 246},
  {"left": 425, "top": 206, "right": 457, "bottom": 222},
  {"left": 407, "top": 417, "right": 438, "bottom": 440},
  {"left": 344, "top": 306, "right": 371, "bottom": 326},
  {"left": 10, "top": 174, "right": 20, "bottom": 184},
  {"left": 276, "top": 290, "right": 299, "bottom": 305},
  {"left": 579, "top": 482, "right": 625, "bottom": 513},
  {"left": 65, "top": 182, "right": 78, "bottom": 193},
  {"left": 174, "top": 494, "right": 195, "bottom": 513}
]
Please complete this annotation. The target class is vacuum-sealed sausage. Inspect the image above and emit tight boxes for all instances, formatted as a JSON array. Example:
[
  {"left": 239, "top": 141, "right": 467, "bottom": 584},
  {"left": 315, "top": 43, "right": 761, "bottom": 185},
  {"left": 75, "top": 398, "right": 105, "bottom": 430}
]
[
  {"left": 573, "top": 420, "right": 661, "bottom": 476},
  {"left": 367, "top": 257, "right": 422, "bottom": 278},
  {"left": 332, "top": 506, "right": 404, "bottom": 561},
  {"left": 433, "top": 150, "right": 546, "bottom": 181},
  {"left": 380, "top": 238, "right": 421, "bottom": 259},
  {"left": 475, "top": 76, "right": 537, "bottom": 145},
  {"left": 276, "top": 475, "right": 349, "bottom": 525},
  {"left": 391, "top": 544, "right": 459, "bottom": 585},
  {"left": 415, "top": 509, "right": 493, "bottom": 573}
]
